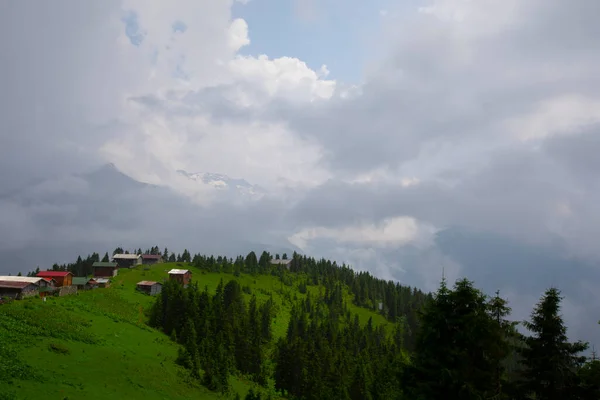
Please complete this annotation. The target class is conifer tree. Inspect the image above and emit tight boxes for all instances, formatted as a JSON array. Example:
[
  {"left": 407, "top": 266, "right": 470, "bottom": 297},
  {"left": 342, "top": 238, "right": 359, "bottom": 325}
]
[
  {"left": 578, "top": 358, "right": 600, "bottom": 399},
  {"left": 488, "top": 290, "right": 519, "bottom": 398},
  {"left": 406, "top": 278, "right": 509, "bottom": 399},
  {"left": 101, "top": 252, "right": 110, "bottom": 262},
  {"left": 519, "top": 288, "right": 588, "bottom": 400},
  {"left": 245, "top": 251, "right": 258, "bottom": 275}
]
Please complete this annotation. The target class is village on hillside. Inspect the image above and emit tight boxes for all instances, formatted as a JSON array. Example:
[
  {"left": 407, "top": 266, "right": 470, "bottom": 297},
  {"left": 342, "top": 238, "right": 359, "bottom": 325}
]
[
  {"left": 0, "top": 252, "right": 292, "bottom": 302},
  {"left": 0, "top": 253, "right": 193, "bottom": 301}
]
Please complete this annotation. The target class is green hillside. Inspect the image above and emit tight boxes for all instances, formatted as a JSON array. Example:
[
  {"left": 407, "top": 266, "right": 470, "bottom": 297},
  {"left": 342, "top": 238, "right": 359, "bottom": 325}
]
[{"left": 0, "top": 261, "right": 394, "bottom": 400}]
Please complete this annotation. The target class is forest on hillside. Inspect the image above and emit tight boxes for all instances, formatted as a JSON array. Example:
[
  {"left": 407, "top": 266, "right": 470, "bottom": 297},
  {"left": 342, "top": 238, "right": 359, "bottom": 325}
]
[{"left": 32, "top": 248, "right": 600, "bottom": 399}]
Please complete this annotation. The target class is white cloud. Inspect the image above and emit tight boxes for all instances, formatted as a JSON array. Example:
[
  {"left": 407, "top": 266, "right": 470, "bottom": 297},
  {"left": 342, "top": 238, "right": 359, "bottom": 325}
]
[
  {"left": 508, "top": 95, "right": 600, "bottom": 141},
  {"left": 288, "top": 216, "right": 437, "bottom": 251},
  {"left": 228, "top": 56, "right": 336, "bottom": 102},
  {"left": 228, "top": 18, "right": 250, "bottom": 52}
]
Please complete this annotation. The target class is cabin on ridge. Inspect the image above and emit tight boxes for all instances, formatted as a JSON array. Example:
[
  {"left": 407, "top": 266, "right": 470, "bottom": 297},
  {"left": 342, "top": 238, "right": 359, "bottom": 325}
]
[
  {"left": 92, "top": 261, "right": 118, "bottom": 277},
  {"left": 168, "top": 269, "right": 191, "bottom": 287},
  {"left": 136, "top": 281, "right": 163, "bottom": 295},
  {"left": 270, "top": 258, "right": 292, "bottom": 270},
  {"left": 0, "top": 276, "right": 51, "bottom": 299},
  {"left": 112, "top": 253, "right": 142, "bottom": 268}
]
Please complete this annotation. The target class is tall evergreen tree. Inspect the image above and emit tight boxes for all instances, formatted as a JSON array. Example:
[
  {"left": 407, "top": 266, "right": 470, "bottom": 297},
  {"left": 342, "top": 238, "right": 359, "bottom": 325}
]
[
  {"left": 101, "top": 252, "right": 110, "bottom": 262},
  {"left": 578, "top": 358, "right": 600, "bottom": 400},
  {"left": 405, "top": 278, "right": 510, "bottom": 400},
  {"left": 245, "top": 251, "right": 258, "bottom": 275},
  {"left": 488, "top": 290, "right": 519, "bottom": 398},
  {"left": 519, "top": 288, "right": 588, "bottom": 400}
]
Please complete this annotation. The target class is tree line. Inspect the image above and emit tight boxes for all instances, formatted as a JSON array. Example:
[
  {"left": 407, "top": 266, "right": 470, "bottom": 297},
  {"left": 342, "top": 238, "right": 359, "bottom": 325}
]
[
  {"left": 21, "top": 245, "right": 600, "bottom": 399},
  {"left": 148, "top": 278, "right": 274, "bottom": 393},
  {"left": 153, "top": 251, "right": 600, "bottom": 399},
  {"left": 153, "top": 274, "right": 600, "bottom": 399}
]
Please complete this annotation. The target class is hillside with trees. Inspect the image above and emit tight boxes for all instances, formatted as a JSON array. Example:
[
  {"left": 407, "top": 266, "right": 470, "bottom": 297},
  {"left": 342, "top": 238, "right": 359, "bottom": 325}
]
[{"left": 3, "top": 248, "right": 600, "bottom": 399}]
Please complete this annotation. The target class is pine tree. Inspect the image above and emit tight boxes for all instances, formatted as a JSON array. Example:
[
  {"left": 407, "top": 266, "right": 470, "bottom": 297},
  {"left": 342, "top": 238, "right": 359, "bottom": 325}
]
[
  {"left": 258, "top": 251, "right": 270, "bottom": 272},
  {"left": 245, "top": 251, "right": 258, "bottom": 275},
  {"left": 519, "top": 288, "right": 588, "bottom": 400},
  {"left": 578, "top": 358, "right": 600, "bottom": 399},
  {"left": 405, "top": 278, "right": 508, "bottom": 399},
  {"left": 101, "top": 252, "right": 110, "bottom": 262},
  {"left": 488, "top": 290, "right": 519, "bottom": 398},
  {"left": 163, "top": 247, "right": 169, "bottom": 261}
]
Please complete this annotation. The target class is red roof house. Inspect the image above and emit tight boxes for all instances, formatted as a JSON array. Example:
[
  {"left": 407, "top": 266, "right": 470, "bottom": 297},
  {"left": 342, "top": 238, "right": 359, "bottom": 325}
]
[
  {"left": 36, "top": 271, "right": 73, "bottom": 287},
  {"left": 41, "top": 278, "right": 57, "bottom": 287}
]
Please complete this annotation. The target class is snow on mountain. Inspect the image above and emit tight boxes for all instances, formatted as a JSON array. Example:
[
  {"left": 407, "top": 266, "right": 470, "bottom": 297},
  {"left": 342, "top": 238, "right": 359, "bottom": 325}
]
[{"left": 176, "top": 170, "right": 267, "bottom": 200}]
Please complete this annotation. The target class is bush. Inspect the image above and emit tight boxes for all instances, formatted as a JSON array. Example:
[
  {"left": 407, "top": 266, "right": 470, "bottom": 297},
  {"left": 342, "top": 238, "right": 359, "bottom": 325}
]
[
  {"left": 298, "top": 281, "right": 307, "bottom": 294},
  {"left": 49, "top": 342, "right": 70, "bottom": 355},
  {"left": 0, "top": 389, "right": 18, "bottom": 400},
  {"left": 0, "top": 342, "right": 36, "bottom": 381}
]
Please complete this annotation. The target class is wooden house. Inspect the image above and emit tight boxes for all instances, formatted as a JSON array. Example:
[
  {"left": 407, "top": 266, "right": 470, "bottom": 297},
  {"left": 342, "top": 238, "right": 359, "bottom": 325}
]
[
  {"left": 0, "top": 276, "right": 57, "bottom": 299},
  {"left": 0, "top": 276, "right": 52, "bottom": 286},
  {"left": 270, "top": 258, "right": 292, "bottom": 269},
  {"left": 141, "top": 254, "right": 163, "bottom": 265},
  {"left": 168, "top": 269, "right": 191, "bottom": 286},
  {"left": 41, "top": 278, "right": 58, "bottom": 288},
  {"left": 136, "top": 281, "right": 162, "bottom": 295},
  {"left": 112, "top": 254, "right": 142, "bottom": 268},
  {"left": 92, "top": 262, "right": 118, "bottom": 277},
  {"left": 36, "top": 271, "right": 73, "bottom": 287},
  {"left": 0, "top": 280, "right": 39, "bottom": 299},
  {"left": 94, "top": 278, "right": 110, "bottom": 288},
  {"left": 72, "top": 277, "right": 98, "bottom": 290}
]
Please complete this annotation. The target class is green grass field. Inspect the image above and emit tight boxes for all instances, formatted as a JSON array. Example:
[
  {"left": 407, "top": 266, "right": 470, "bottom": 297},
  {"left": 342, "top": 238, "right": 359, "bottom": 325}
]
[{"left": 0, "top": 262, "right": 392, "bottom": 400}]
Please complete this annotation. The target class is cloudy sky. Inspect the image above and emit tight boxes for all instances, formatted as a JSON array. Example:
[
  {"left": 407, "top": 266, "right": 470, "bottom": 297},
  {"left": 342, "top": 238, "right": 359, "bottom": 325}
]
[{"left": 2, "top": 0, "right": 600, "bottom": 343}]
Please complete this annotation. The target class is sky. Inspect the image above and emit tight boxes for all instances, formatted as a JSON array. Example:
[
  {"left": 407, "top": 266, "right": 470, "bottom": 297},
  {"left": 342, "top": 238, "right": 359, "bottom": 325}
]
[{"left": 1, "top": 0, "right": 600, "bottom": 343}]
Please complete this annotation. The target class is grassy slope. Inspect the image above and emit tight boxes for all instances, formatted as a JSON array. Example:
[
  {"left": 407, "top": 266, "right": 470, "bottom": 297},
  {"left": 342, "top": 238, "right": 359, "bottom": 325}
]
[{"left": 0, "top": 262, "right": 392, "bottom": 399}]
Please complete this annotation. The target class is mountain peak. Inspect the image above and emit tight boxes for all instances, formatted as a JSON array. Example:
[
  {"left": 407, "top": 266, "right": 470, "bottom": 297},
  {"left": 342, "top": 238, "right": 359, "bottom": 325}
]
[{"left": 177, "top": 169, "right": 267, "bottom": 198}]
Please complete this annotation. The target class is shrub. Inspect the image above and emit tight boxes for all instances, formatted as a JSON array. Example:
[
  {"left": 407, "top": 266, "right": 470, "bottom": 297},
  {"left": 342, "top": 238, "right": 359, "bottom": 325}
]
[
  {"left": 49, "top": 342, "right": 70, "bottom": 355},
  {"left": 0, "top": 389, "right": 18, "bottom": 400}
]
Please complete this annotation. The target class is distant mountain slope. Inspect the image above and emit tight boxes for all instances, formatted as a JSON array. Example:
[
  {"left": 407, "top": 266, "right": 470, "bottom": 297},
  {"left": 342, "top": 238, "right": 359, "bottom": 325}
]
[{"left": 0, "top": 164, "right": 297, "bottom": 275}]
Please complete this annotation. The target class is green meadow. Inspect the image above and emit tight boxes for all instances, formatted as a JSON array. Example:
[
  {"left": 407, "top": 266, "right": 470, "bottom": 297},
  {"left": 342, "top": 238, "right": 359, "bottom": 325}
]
[{"left": 0, "top": 262, "right": 391, "bottom": 400}]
